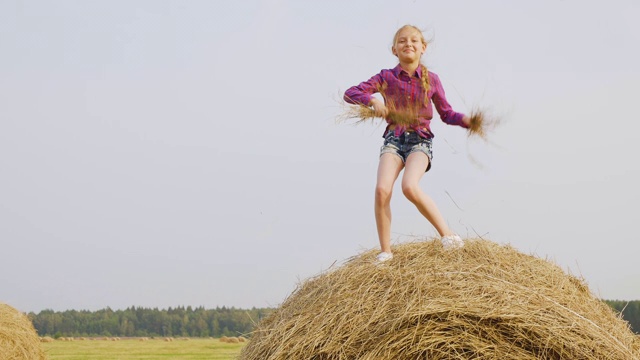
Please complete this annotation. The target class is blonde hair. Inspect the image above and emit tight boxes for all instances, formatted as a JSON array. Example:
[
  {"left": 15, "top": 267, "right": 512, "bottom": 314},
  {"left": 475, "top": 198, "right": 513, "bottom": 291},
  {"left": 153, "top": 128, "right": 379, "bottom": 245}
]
[{"left": 392, "top": 25, "right": 431, "bottom": 96}]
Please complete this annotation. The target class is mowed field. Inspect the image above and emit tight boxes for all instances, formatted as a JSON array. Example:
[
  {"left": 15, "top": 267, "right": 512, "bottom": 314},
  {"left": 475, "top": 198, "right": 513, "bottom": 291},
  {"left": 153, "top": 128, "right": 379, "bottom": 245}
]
[{"left": 41, "top": 337, "right": 245, "bottom": 360}]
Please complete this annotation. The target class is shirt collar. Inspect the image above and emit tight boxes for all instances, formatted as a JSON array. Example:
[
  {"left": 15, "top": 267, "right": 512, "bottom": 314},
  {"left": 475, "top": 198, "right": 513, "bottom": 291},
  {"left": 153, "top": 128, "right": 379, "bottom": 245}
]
[{"left": 393, "top": 64, "right": 423, "bottom": 79}]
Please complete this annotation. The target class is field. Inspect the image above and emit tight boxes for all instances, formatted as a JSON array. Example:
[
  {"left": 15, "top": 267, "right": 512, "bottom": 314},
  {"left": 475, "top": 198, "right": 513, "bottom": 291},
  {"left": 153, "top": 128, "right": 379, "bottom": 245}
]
[{"left": 41, "top": 338, "right": 245, "bottom": 360}]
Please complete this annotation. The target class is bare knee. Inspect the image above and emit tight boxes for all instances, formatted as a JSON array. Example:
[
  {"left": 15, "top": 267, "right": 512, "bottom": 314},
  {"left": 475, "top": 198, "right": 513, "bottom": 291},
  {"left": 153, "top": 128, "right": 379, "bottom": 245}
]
[
  {"left": 402, "top": 183, "right": 420, "bottom": 203},
  {"left": 375, "top": 184, "right": 393, "bottom": 205}
]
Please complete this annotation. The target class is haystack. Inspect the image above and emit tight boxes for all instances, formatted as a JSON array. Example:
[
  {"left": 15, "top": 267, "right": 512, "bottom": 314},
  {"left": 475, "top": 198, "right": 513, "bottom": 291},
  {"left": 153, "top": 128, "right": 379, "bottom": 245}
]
[
  {"left": 0, "top": 303, "right": 46, "bottom": 360},
  {"left": 240, "top": 239, "right": 640, "bottom": 359}
]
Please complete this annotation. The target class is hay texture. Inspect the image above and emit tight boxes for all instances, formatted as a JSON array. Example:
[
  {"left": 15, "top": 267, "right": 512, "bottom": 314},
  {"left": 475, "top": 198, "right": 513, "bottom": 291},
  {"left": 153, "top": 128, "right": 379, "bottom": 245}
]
[
  {"left": 338, "top": 102, "right": 500, "bottom": 143},
  {"left": 466, "top": 109, "right": 501, "bottom": 142},
  {"left": 0, "top": 303, "right": 46, "bottom": 360},
  {"left": 338, "top": 104, "right": 421, "bottom": 128},
  {"left": 240, "top": 239, "right": 639, "bottom": 360}
]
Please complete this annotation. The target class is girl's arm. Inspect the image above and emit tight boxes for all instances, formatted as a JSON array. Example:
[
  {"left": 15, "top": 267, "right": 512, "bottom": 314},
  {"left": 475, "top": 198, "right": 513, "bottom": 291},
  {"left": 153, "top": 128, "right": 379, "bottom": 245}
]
[
  {"left": 344, "top": 73, "right": 384, "bottom": 107},
  {"left": 344, "top": 72, "right": 389, "bottom": 118},
  {"left": 430, "top": 73, "right": 468, "bottom": 128}
]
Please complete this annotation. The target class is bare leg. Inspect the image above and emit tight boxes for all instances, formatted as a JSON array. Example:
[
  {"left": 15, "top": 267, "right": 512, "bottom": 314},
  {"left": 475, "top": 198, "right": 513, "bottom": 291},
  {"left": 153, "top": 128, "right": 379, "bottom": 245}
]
[
  {"left": 401, "top": 152, "right": 455, "bottom": 237},
  {"left": 375, "top": 153, "right": 404, "bottom": 253}
]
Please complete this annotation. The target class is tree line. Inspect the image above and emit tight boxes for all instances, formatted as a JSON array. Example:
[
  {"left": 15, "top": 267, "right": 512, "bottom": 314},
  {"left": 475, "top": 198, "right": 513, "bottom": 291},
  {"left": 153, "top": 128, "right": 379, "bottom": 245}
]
[
  {"left": 29, "top": 306, "right": 272, "bottom": 338},
  {"left": 28, "top": 301, "right": 639, "bottom": 338},
  {"left": 604, "top": 300, "right": 640, "bottom": 334}
]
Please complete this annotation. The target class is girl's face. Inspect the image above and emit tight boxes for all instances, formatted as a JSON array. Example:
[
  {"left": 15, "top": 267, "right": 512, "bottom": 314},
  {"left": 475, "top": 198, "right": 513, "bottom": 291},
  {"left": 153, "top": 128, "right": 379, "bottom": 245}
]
[{"left": 392, "top": 28, "right": 426, "bottom": 63}]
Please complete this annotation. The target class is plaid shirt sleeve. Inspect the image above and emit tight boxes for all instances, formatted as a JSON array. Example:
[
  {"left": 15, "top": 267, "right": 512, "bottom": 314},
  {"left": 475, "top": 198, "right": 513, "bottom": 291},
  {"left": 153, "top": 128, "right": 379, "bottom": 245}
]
[
  {"left": 429, "top": 72, "right": 467, "bottom": 128},
  {"left": 343, "top": 72, "right": 385, "bottom": 106}
]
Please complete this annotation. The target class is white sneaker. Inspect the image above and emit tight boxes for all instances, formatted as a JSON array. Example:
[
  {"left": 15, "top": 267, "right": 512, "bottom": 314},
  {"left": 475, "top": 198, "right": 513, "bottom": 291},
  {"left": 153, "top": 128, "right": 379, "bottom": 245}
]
[
  {"left": 441, "top": 235, "right": 464, "bottom": 249},
  {"left": 375, "top": 252, "right": 393, "bottom": 263}
]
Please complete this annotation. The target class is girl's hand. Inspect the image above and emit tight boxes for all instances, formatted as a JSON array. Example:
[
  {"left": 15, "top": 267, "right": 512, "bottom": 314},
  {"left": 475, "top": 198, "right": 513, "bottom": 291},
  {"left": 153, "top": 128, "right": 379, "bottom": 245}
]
[
  {"left": 370, "top": 98, "right": 389, "bottom": 118},
  {"left": 462, "top": 115, "right": 471, "bottom": 127}
]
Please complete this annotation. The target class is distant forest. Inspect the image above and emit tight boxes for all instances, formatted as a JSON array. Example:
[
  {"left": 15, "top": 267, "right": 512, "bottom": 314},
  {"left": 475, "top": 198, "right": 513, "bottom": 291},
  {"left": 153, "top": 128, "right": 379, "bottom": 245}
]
[
  {"left": 605, "top": 300, "right": 640, "bottom": 333},
  {"left": 29, "top": 306, "right": 272, "bottom": 338},
  {"left": 29, "top": 301, "right": 639, "bottom": 338}
]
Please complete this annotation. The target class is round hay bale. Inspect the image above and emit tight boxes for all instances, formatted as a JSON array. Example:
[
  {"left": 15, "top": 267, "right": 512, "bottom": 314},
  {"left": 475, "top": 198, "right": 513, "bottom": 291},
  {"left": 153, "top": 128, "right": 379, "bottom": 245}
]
[
  {"left": 0, "top": 303, "right": 46, "bottom": 360},
  {"left": 240, "top": 239, "right": 640, "bottom": 359}
]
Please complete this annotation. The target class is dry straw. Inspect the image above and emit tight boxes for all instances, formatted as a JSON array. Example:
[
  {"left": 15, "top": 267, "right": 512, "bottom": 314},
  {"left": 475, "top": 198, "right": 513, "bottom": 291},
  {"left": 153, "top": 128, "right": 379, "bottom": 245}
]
[
  {"left": 466, "top": 108, "right": 501, "bottom": 141},
  {"left": 338, "top": 101, "right": 499, "bottom": 141},
  {"left": 338, "top": 82, "right": 422, "bottom": 128},
  {"left": 338, "top": 103, "right": 421, "bottom": 128},
  {"left": 0, "top": 303, "right": 46, "bottom": 360},
  {"left": 240, "top": 239, "right": 640, "bottom": 359}
]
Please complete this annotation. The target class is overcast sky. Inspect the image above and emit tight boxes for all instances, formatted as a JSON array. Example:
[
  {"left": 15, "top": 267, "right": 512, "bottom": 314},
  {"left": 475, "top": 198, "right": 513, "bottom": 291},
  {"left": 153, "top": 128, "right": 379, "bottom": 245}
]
[{"left": 2, "top": 0, "right": 639, "bottom": 313}]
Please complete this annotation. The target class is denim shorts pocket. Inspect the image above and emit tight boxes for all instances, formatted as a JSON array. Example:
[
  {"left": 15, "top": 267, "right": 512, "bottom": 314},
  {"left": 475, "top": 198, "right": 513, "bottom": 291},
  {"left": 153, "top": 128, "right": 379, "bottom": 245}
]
[{"left": 383, "top": 132, "right": 398, "bottom": 144}]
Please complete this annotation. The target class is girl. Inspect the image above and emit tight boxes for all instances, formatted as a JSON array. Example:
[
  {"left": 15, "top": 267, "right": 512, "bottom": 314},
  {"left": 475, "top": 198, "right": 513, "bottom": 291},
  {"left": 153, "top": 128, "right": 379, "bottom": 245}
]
[{"left": 344, "top": 25, "right": 469, "bottom": 262}]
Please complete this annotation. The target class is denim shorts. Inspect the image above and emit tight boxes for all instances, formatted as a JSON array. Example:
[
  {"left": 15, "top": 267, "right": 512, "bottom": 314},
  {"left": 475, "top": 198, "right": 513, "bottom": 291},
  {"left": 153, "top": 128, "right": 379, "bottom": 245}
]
[{"left": 380, "top": 131, "right": 433, "bottom": 172}]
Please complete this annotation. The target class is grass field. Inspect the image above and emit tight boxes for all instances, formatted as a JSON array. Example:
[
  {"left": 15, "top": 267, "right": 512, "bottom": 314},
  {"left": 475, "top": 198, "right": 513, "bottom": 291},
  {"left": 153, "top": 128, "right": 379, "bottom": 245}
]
[{"left": 41, "top": 338, "right": 245, "bottom": 360}]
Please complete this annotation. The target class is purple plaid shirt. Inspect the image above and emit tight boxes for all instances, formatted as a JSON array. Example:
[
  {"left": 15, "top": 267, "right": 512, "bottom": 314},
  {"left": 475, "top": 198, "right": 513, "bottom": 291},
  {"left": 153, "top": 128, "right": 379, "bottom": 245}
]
[{"left": 344, "top": 64, "right": 467, "bottom": 138}]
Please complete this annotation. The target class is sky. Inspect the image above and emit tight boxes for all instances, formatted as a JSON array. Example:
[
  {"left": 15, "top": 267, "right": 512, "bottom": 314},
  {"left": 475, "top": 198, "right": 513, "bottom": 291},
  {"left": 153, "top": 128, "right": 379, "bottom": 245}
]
[{"left": 1, "top": 0, "right": 639, "bottom": 314}]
